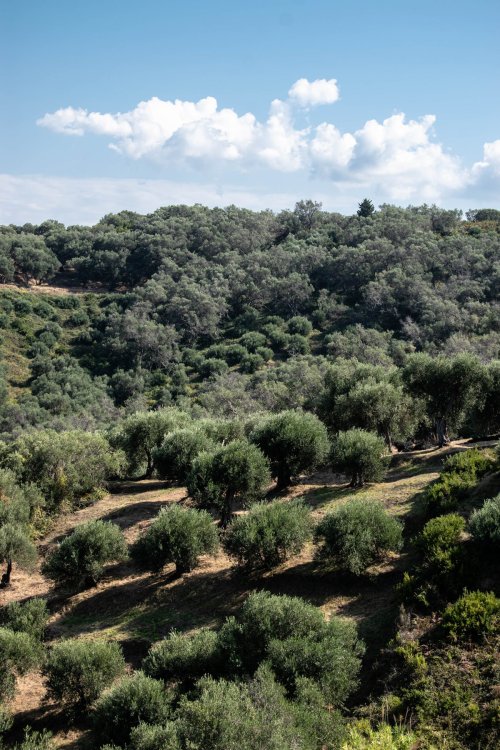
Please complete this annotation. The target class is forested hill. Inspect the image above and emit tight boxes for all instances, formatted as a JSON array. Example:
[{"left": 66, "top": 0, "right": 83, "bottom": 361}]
[{"left": 0, "top": 201, "right": 499, "bottom": 436}]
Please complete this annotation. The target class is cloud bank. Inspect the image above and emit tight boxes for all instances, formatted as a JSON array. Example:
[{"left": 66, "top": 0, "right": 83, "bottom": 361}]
[{"left": 36, "top": 76, "right": 500, "bottom": 202}]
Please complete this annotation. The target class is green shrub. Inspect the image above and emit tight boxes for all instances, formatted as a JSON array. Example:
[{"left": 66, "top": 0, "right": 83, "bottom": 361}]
[
  {"left": 199, "top": 358, "right": 229, "bottom": 379},
  {"left": 287, "top": 316, "right": 313, "bottom": 336},
  {"left": 93, "top": 673, "right": 171, "bottom": 748},
  {"left": 425, "top": 449, "right": 497, "bottom": 516},
  {"left": 131, "top": 505, "right": 218, "bottom": 575},
  {"left": 142, "top": 629, "right": 221, "bottom": 685},
  {"left": 315, "top": 500, "right": 403, "bottom": 575},
  {"left": 341, "top": 721, "right": 423, "bottom": 750},
  {"left": 240, "top": 352, "right": 265, "bottom": 373},
  {"left": 129, "top": 722, "right": 179, "bottom": 750},
  {"left": 469, "top": 495, "right": 500, "bottom": 547},
  {"left": 239, "top": 331, "right": 267, "bottom": 352},
  {"left": 267, "top": 617, "right": 364, "bottom": 704},
  {"left": 0, "top": 627, "right": 42, "bottom": 700},
  {"left": 417, "top": 514, "right": 465, "bottom": 573},
  {"left": 153, "top": 429, "right": 215, "bottom": 483},
  {"left": 331, "top": 429, "right": 387, "bottom": 487},
  {"left": 42, "top": 520, "right": 128, "bottom": 589},
  {"left": 401, "top": 514, "right": 466, "bottom": 608},
  {"left": 0, "top": 598, "right": 49, "bottom": 640},
  {"left": 443, "top": 448, "right": 495, "bottom": 478},
  {"left": 10, "top": 727, "right": 55, "bottom": 750},
  {"left": 44, "top": 639, "right": 125, "bottom": 710},
  {"left": 441, "top": 590, "right": 500, "bottom": 642},
  {"left": 223, "top": 499, "right": 312, "bottom": 570}
]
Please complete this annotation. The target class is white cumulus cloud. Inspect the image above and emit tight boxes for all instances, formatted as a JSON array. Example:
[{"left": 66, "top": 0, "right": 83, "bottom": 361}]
[
  {"left": 36, "top": 77, "right": 498, "bottom": 203},
  {"left": 288, "top": 77, "right": 340, "bottom": 107}
]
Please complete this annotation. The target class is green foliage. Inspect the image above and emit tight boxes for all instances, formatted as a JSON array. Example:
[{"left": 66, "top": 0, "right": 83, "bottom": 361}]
[
  {"left": 425, "top": 449, "right": 497, "bottom": 516},
  {"left": 10, "top": 430, "right": 123, "bottom": 512},
  {"left": 93, "top": 672, "right": 171, "bottom": 748},
  {"left": 401, "top": 514, "right": 466, "bottom": 608},
  {"left": 218, "top": 589, "right": 364, "bottom": 697},
  {"left": 42, "top": 520, "right": 128, "bottom": 589},
  {"left": 441, "top": 591, "right": 500, "bottom": 642},
  {"left": 314, "top": 499, "right": 403, "bottom": 574},
  {"left": 223, "top": 499, "right": 312, "bottom": 570},
  {"left": 469, "top": 495, "right": 500, "bottom": 547},
  {"left": 173, "top": 667, "right": 313, "bottom": 750},
  {"left": 0, "top": 627, "right": 42, "bottom": 700},
  {"left": 9, "top": 727, "right": 55, "bottom": 750},
  {"left": 0, "top": 598, "right": 49, "bottom": 640},
  {"left": 187, "top": 440, "right": 270, "bottom": 526},
  {"left": 357, "top": 198, "right": 375, "bottom": 217},
  {"left": 128, "top": 722, "right": 179, "bottom": 750},
  {"left": 267, "top": 617, "right": 364, "bottom": 704},
  {"left": 331, "top": 429, "right": 387, "bottom": 486},
  {"left": 44, "top": 638, "right": 125, "bottom": 709},
  {"left": 142, "top": 629, "right": 221, "bottom": 686},
  {"left": 131, "top": 505, "right": 218, "bottom": 575},
  {"left": 153, "top": 428, "right": 215, "bottom": 483},
  {"left": 251, "top": 410, "right": 329, "bottom": 489},
  {"left": 341, "top": 721, "right": 424, "bottom": 750},
  {"left": 111, "top": 409, "right": 190, "bottom": 478}
]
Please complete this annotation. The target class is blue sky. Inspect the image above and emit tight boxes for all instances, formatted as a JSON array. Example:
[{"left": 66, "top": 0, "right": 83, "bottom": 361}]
[{"left": 1, "top": 0, "right": 499, "bottom": 224}]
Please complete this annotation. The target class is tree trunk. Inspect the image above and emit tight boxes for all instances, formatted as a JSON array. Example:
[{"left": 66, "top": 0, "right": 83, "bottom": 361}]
[
  {"left": 219, "top": 489, "right": 235, "bottom": 528},
  {"left": 435, "top": 417, "right": 449, "bottom": 448},
  {"left": 0, "top": 558, "right": 12, "bottom": 588},
  {"left": 276, "top": 467, "right": 291, "bottom": 491},
  {"left": 145, "top": 450, "right": 154, "bottom": 479}
]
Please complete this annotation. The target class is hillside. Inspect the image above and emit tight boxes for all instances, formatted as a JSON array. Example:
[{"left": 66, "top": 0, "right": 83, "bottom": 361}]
[{"left": 0, "top": 203, "right": 499, "bottom": 750}]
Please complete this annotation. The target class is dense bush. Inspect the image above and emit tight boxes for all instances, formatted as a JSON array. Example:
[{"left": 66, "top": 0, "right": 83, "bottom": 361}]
[
  {"left": 10, "top": 430, "right": 124, "bottom": 512},
  {"left": 223, "top": 499, "right": 312, "bottom": 570},
  {"left": 315, "top": 500, "right": 403, "bottom": 574},
  {"left": 44, "top": 639, "right": 125, "bottom": 709},
  {"left": 441, "top": 590, "right": 500, "bottom": 642},
  {"left": 425, "top": 449, "right": 496, "bottom": 516},
  {"left": 142, "top": 629, "right": 221, "bottom": 686},
  {"left": 341, "top": 721, "right": 421, "bottom": 750},
  {"left": 330, "top": 429, "right": 386, "bottom": 487},
  {"left": 153, "top": 428, "right": 215, "bottom": 483},
  {"left": 0, "top": 598, "right": 49, "bottom": 640},
  {"left": 173, "top": 666, "right": 324, "bottom": 750},
  {"left": 315, "top": 500, "right": 403, "bottom": 575},
  {"left": 93, "top": 673, "right": 171, "bottom": 747},
  {"left": 0, "top": 627, "right": 42, "bottom": 700},
  {"left": 111, "top": 409, "right": 190, "bottom": 478},
  {"left": 251, "top": 410, "right": 329, "bottom": 489},
  {"left": 131, "top": 505, "right": 218, "bottom": 575},
  {"left": 267, "top": 617, "right": 364, "bottom": 703},
  {"left": 400, "top": 514, "right": 466, "bottom": 608},
  {"left": 469, "top": 495, "right": 500, "bottom": 547},
  {"left": 42, "top": 520, "right": 128, "bottom": 588}
]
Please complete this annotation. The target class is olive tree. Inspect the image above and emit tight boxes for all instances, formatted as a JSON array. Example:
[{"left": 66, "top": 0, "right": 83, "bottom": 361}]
[
  {"left": 153, "top": 428, "right": 215, "bottom": 483},
  {"left": 42, "top": 520, "right": 128, "bottom": 589},
  {"left": 250, "top": 411, "right": 329, "bottom": 489},
  {"left": 330, "top": 429, "right": 387, "bottom": 487},
  {"left": 314, "top": 499, "right": 403, "bottom": 574},
  {"left": 44, "top": 639, "right": 125, "bottom": 710},
  {"left": 223, "top": 500, "right": 312, "bottom": 571},
  {"left": 111, "top": 408, "right": 190, "bottom": 478},
  {"left": 187, "top": 440, "right": 270, "bottom": 527},
  {"left": 131, "top": 505, "right": 219, "bottom": 575},
  {"left": 0, "top": 470, "right": 37, "bottom": 587}
]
